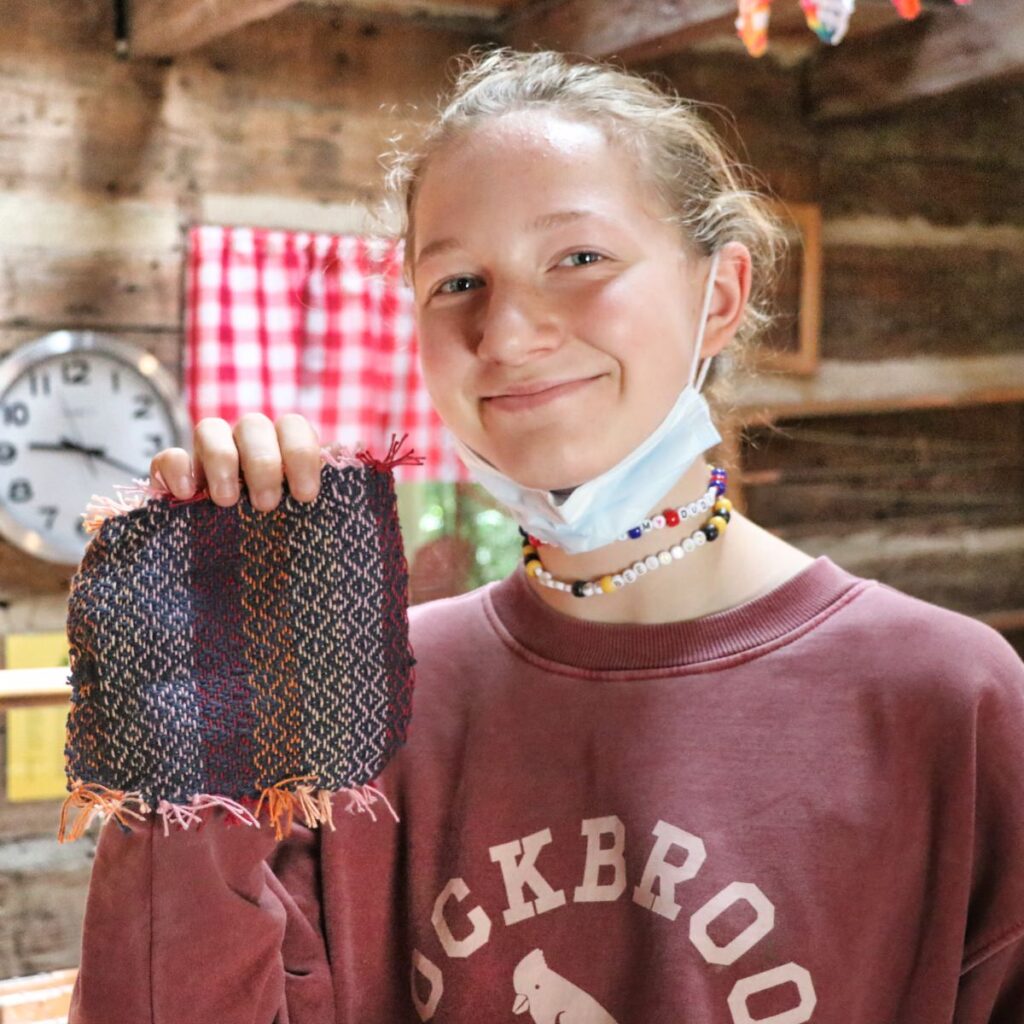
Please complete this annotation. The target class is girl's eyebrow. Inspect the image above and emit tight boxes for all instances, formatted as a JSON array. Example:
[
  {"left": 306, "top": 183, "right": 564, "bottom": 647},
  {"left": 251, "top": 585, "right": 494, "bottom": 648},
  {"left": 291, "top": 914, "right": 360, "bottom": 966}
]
[{"left": 414, "top": 208, "right": 608, "bottom": 270}]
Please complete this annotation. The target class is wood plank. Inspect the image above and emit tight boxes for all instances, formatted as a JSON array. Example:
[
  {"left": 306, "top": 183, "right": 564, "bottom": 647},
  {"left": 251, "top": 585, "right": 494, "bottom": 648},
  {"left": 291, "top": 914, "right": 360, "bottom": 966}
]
[
  {"left": 816, "top": 241, "right": 1024, "bottom": 361},
  {"left": 0, "top": 969, "right": 78, "bottom": 998},
  {"left": 739, "top": 401, "right": 1024, "bottom": 533},
  {"left": 130, "top": 0, "right": 302, "bottom": 58},
  {"left": 0, "top": 668, "right": 70, "bottom": 711},
  {"left": 733, "top": 352, "right": 1024, "bottom": 420},
  {"left": 807, "top": 0, "right": 1024, "bottom": 122},
  {"left": 0, "top": 248, "right": 184, "bottom": 332},
  {"left": 502, "top": 0, "right": 736, "bottom": 61},
  {"left": 816, "top": 78, "right": 1024, "bottom": 226},
  {"left": 0, "top": 858, "right": 92, "bottom": 981},
  {"left": 637, "top": 48, "right": 819, "bottom": 201},
  {"left": 0, "top": 592, "right": 70, "bottom": 644},
  {"left": 0, "top": 967, "right": 77, "bottom": 1024},
  {"left": 789, "top": 523, "right": 1024, "bottom": 618}
]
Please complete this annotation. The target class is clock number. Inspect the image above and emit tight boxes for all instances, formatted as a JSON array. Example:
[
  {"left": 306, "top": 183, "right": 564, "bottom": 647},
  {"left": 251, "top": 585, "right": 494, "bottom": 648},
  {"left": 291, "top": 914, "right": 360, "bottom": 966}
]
[
  {"left": 2, "top": 401, "right": 29, "bottom": 427},
  {"left": 39, "top": 505, "right": 58, "bottom": 530},
  {"left": 132, "top": 394, "right": 155, "bottom": 418},
  {"left": 144, "top": 433, "right": 164, "bottom": 457},
  {"left": 8, "top": 478, "right": 32, "bottom": 503},
  {"left": 27, "top": 370, "right": 52, "bottom": 397},
  {"left": 62, "top": 357, "right": 90, "bottom": 386},
  {"left": 0, "top": 441, "right": 15, "bottom": 464}
]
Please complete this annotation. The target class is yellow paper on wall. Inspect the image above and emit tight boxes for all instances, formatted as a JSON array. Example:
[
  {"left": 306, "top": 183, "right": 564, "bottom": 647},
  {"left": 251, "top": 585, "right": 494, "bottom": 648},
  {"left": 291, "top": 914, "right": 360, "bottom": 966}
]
[{"left": 4, "top": 631, "right": 70, "bottom": 802}]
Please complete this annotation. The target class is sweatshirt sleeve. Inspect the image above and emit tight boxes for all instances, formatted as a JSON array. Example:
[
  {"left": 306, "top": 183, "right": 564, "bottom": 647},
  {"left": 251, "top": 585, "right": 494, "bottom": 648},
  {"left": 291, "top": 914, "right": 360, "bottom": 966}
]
[
  {"left": 952, "top": 628, "right": 1024, "bottom": 1023},
  {"left": 68, "top": 805, "right": 336, "bottom": 1024}
]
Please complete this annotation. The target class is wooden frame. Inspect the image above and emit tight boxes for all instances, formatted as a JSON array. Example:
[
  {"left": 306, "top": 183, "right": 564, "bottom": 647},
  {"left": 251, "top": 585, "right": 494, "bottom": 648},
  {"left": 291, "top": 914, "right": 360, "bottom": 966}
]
[{"left": 752, "top": 200, "right": 822, "bottom": 378}]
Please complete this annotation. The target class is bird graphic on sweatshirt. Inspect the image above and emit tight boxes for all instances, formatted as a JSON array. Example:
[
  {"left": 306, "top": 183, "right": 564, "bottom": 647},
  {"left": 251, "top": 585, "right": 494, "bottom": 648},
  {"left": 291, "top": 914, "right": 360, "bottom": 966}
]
[{"left": 511, "top": 948, "right": 619, "bottom": 1023}]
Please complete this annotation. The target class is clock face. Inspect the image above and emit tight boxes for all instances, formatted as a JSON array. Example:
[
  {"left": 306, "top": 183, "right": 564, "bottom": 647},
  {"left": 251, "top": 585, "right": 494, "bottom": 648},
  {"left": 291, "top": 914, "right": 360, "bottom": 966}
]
[{"left": 0, "top": 341, "right": 186, "bottom": 564}]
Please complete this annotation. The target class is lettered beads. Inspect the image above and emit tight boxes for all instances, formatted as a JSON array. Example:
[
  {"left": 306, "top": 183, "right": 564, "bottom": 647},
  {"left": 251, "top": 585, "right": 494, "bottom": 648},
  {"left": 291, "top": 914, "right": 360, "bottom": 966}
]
[
  {"left": 519, "top": 464, "right": 733, "bottom": 598},
  {"left": 520, "top": 465, "right": 728, "bottom": 552},
  {"left": 617, "top": 464, "right": 727, "bottom": 542}
]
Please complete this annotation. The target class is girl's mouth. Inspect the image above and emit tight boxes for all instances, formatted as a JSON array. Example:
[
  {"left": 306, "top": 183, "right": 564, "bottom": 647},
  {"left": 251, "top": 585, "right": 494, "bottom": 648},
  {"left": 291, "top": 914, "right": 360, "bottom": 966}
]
[{"left": 483, "top": 375, "right": 602, "bottom": 412}]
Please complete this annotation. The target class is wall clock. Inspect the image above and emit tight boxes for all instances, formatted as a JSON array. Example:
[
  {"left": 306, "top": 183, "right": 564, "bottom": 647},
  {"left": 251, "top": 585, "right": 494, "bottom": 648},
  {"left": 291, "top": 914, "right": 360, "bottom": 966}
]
[{"left": 0, "top": 330, "right": 191, "bottom": 565}]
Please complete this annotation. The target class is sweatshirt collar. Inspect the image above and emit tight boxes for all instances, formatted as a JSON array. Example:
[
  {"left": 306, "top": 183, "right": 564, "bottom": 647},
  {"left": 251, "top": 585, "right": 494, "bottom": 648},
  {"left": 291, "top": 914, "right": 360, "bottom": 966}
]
[{"left": 485, "top": 554, "right": 868, "bottom": 671}]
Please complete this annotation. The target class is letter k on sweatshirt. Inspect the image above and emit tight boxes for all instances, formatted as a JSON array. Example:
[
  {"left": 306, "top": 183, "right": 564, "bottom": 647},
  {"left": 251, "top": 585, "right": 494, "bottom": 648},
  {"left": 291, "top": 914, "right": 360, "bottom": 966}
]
[{"left": 69, "top": 555, "right": 1024, "bottom": 1023}]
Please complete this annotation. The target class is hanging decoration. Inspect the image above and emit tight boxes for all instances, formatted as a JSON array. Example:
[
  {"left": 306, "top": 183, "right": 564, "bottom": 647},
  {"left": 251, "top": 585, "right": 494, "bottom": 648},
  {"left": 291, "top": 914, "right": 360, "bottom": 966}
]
[{"left": 736, "top": 0, "right": 974, "bottom": 58}]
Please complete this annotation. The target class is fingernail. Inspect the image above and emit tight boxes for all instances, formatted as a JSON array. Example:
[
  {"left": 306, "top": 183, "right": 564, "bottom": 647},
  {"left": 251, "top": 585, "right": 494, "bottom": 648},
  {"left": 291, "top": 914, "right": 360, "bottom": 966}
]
[
  {"left": 177, "top": 476, "right": 193, "bottom": 496},
  {"left": 255, "top": 489, "right": 278, "bottom": 510}
]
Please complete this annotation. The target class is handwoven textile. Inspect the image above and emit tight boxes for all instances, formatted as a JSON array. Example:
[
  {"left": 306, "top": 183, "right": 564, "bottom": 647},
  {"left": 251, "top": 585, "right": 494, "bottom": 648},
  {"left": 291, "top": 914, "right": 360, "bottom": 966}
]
[
  {"left": 184, "top": 224, "right": 471, "bottom": 483},
  {"left": 59, "top": 435, "right": 421, "bottom": 843}
]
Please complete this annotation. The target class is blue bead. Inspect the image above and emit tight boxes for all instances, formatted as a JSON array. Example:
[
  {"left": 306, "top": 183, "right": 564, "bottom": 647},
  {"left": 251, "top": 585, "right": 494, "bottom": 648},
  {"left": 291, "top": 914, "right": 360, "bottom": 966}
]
[{"left": 628, "top": 526, "right": 643, "bottom": 539}]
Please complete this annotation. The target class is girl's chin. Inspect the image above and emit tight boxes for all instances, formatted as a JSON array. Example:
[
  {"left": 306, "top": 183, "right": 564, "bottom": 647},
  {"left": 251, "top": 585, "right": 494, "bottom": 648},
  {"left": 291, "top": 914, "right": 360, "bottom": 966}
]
[{"left": 478, "top": 450, "right": 603, "bottom": 492}]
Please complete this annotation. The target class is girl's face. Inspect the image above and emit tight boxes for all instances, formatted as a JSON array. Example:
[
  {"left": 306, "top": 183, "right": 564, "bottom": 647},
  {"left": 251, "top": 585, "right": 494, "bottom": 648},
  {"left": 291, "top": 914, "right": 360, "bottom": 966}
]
[{"left": 410, "top": 108, "right": 739, "bottom": 492}]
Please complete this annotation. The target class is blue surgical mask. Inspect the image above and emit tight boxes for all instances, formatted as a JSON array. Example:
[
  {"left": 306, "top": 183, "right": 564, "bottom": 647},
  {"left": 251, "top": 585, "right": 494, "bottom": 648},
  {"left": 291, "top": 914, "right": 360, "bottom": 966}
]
[{"left": 453, "top": 249, "right": 723, "bottom": 555}]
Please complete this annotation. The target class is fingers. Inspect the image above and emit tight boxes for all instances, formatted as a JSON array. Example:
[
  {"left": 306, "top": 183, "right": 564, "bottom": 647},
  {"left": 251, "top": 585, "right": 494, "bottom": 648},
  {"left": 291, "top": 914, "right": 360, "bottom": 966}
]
[
  {"left": 150, "top": 414, "right": 322, "bottom": 511},
  {"left": 233, "top": 413, "right": 281, "bottom": 510},
  {"left": 150, "top": 446, "right": 194, "bottom": 497},
  {"left": 276, "top": 413, "right": 322, "bottom": 504}
]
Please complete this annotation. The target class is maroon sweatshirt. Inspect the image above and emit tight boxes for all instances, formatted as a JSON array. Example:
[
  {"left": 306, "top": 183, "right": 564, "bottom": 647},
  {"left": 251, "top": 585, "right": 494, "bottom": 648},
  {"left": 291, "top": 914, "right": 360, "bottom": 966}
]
[{"left": 68, "top": 554, "right": 1024, "bottom": 1023}]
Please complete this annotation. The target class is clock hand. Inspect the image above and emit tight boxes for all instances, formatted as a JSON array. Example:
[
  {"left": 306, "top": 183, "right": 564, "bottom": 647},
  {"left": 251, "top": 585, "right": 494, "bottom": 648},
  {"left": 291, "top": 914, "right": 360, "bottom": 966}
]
[
  {"left": 59, "top": 437, "right": 149, "bottom": 477},
  {"left": 57, "top": 388, "right": 98, "bottom": 478},
  {"left": 29, "top": 439, "right": 148, "bottom": 479},
  {"left": 91, "top": 450, "right": 149, "bottom": 478}
]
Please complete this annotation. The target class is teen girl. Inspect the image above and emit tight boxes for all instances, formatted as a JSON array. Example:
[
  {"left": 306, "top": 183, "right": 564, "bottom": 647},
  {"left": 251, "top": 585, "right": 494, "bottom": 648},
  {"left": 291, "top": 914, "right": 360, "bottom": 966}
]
[{"left": 72, "top": 47, "right": 1024, "bottom": 1024}]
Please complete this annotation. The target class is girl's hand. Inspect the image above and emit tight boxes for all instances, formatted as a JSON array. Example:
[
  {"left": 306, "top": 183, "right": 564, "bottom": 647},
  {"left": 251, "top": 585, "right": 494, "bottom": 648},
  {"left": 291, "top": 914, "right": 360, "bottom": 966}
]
[{"left": 150, "top": 413, "right": 323, "bottom": 512}]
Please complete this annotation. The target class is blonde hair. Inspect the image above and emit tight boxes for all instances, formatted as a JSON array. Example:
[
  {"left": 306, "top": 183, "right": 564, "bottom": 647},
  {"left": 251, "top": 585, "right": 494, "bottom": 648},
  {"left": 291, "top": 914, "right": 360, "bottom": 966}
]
[{"left": 374, "top": 46, "right": 791, "bottom": 417}]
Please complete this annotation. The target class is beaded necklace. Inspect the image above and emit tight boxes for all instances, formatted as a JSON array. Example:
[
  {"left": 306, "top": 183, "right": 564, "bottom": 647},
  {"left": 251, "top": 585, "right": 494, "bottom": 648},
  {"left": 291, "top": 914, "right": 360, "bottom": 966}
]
[{"left": 519, "top": 464, "right": 732, "bottom": 598}]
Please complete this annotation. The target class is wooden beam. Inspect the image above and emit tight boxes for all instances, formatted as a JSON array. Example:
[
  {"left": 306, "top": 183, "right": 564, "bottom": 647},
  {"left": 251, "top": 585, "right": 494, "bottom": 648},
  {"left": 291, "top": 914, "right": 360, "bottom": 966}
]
[
  {"left": 500, "top": 0, "right": 736, "bottom": 63},
  {"left": 130, "top": 0, "right": 302, "bottom": 58},
  {"left": 806, "top": 0, "right": 1024, "bottom": 122},
  {"left": 732, "top": 351, "right": 1024, "bottom": 422}
]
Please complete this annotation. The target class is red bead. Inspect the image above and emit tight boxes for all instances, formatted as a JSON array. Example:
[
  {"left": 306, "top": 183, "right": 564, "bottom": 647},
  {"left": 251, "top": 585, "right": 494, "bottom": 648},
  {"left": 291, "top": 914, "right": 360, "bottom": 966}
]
[
  {"left": 528, "top": 534, "right": 542, "bottom": 548},
  {"left": 664, "top": 508, "right": 680, "bottom": 527}
]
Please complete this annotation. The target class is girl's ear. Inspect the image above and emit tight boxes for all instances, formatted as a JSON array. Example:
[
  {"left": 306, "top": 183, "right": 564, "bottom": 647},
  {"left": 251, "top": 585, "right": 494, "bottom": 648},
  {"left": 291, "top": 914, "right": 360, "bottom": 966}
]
[{"left": 700, "top": 242, "right": 753, "bottom": 360}]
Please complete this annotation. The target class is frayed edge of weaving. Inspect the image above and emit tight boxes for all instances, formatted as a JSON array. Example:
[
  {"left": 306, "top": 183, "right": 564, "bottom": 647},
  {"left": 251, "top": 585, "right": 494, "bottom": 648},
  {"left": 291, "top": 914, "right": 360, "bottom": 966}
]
[
  {"left": 79, "top": 432, "right": 424, "bottom": 534},
  {"left": 57, "top": 776, "right": 400, "bottom": 843}
]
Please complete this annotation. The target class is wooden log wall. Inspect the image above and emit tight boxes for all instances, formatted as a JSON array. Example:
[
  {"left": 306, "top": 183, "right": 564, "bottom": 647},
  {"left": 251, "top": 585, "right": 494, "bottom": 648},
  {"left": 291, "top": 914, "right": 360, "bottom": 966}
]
[{"left": 0, "top": 0, "right": 1021, "bottom": 980}]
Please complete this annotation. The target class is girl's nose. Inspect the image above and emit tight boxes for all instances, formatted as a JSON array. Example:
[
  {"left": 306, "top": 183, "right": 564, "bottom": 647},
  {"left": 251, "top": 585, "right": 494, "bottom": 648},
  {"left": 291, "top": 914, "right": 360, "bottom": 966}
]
[{"left": 475, "top": 287, "right": 561, "bottom": 364}]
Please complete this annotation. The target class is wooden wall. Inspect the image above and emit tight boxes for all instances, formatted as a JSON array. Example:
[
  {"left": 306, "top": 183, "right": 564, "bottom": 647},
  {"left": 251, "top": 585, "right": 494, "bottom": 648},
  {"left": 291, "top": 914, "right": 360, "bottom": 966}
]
[{"left": 0, "top": 0, "right": 1022, "bottom": 980}]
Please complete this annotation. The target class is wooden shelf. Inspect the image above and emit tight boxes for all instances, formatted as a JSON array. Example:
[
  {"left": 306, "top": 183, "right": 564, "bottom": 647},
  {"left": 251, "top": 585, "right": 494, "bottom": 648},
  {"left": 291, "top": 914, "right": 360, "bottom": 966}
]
[{"left": 0, "top": 667, "right": 69, "bottom": 710}]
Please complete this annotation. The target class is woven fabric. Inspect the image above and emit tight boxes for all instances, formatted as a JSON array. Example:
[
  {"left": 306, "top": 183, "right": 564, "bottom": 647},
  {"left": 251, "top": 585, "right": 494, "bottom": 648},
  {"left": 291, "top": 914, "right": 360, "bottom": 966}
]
[
  {"left": 58, "top": 435, "right": 422, "bottom": 843},
  {"left": 184, "top": 224, "right": 472, "bottom": 483}
]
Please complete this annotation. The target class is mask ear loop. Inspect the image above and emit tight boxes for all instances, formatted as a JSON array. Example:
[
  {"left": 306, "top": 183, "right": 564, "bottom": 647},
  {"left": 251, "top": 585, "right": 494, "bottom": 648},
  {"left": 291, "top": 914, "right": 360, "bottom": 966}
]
[{"left": 688, "top": 248, "right": 722, "bottom": 395}]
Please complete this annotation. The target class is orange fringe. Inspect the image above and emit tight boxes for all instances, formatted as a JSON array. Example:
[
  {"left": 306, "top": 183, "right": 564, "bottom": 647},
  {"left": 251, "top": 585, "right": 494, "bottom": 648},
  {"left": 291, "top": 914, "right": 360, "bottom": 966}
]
[
  {"left": 58, "top": 774, "right": 395, "bottom": 843},
  {"left": 58, "top": 778, "right": 149, "bottom": 844}
]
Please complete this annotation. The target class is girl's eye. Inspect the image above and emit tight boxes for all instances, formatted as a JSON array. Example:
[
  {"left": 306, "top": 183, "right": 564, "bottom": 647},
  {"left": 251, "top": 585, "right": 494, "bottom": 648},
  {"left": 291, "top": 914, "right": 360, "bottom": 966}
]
[
  {"left": 434, "top": 275, "right": 478, "bottom": 297},
  {"left": 432, "top": 251, "right": 605, "bottom": 297},
  {"left": 560, "top": 250, "right": 605, "bottom": 267}
]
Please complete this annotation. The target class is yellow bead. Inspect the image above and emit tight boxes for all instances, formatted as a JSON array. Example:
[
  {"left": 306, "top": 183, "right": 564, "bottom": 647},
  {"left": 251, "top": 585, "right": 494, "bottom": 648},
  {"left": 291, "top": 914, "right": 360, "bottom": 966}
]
[
  {"left": 714, "top": 497, "right": 733, "bottom": 513},
  {"left": 522, "top": 545, "right": 538, "bottom": 557},
  {"left": 709, "top": 515, "right": 727, "bottom": 532},
  {"left": 525, "top": 559, "right": 543, "bottom": 577},
  {"left": 599, "top": 574, "right": 616, "bottom": 593}
]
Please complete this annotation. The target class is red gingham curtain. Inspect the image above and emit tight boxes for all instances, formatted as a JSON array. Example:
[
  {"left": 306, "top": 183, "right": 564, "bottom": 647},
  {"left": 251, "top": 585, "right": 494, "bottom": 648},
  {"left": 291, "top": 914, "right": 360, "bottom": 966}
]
[{"left": 184, "top": 224, "right": 471, "bottom": 483}]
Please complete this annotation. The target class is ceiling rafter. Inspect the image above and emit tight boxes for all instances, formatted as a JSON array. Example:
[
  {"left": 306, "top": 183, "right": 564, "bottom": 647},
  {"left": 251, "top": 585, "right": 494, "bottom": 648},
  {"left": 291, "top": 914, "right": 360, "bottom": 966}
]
[
  {"left": 129, "top": 0, "right": 303, "bottom": 58},
  {"left": 806, "top": 0, "right": 1024, "bottom": 121},
  {"left": 498, "top": 0, "right": 737, "bottom": 62}
]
